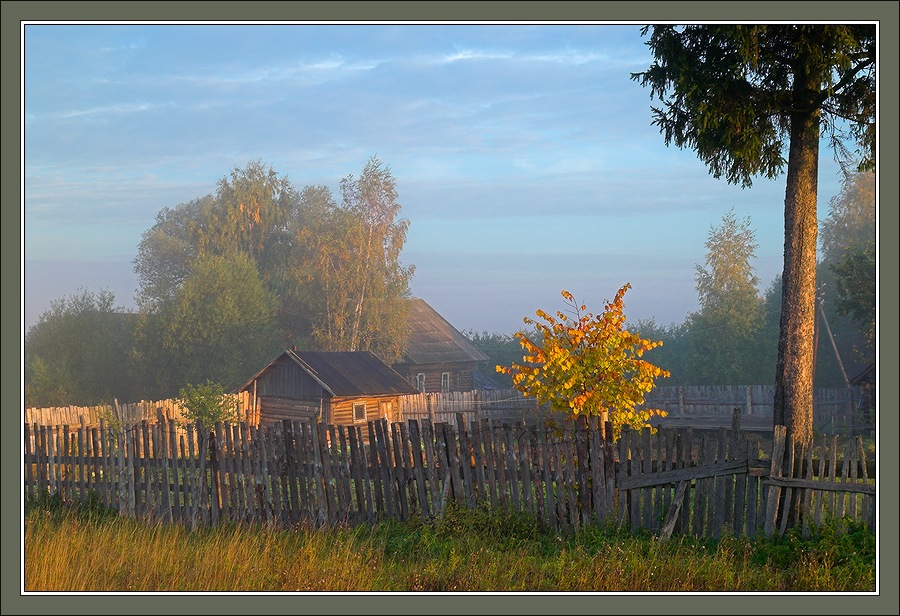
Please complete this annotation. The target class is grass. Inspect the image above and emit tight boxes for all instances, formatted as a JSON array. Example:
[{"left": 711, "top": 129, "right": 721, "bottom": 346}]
[{"left": 23, "top": 494, "right": 875, "bottom": 593}]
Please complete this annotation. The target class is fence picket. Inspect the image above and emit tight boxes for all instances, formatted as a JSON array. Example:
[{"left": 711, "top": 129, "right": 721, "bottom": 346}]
[
  {"left": 712, "top": 429, "right": 727, "bottom": 537},
  {"left": 502, "top": 422, "right": 520, "bottom": 512},
  {"left": 641, "top": 428, "right": 654, "bottom": 532},
  {"left": 778, "top": 438, "right": 798, "bottom": 537},
  {"left": 520, "top": 421, "right": 537, "bottom": 517},
  {"left": 391, "top": 422, "right": 411, "bottom": 521},
  {"left": 22, "top": 417, "right": 874, "bottom": 540}
]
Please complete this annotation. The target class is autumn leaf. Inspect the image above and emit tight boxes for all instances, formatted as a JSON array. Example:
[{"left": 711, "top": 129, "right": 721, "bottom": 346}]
[{"left": 499, "top": 285, "right": 669, "bottom": 440}]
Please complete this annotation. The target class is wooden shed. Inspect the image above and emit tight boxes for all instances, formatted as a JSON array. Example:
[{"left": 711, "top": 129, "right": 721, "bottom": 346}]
[
  {"left": 237, "top": 349, "right": 419, "bottom": 435},
  {"left": 392, "top": 298, "right": 490, "bottom": 393}
]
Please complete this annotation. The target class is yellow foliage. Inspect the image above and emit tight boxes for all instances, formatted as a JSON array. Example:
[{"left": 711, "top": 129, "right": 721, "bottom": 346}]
[{"left": 498, "top": 284, "right": 670, "bottom": 440}]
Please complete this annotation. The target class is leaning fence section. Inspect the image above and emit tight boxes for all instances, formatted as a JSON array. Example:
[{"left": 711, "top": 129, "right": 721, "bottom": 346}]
[{"left": 23, "top": 414, "right": 874, "bottom": 539}]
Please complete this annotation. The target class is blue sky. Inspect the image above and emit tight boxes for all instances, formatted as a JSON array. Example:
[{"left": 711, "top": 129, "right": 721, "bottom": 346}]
[{"left": 22, "top": 22, "right": 860, "bottom": 335}]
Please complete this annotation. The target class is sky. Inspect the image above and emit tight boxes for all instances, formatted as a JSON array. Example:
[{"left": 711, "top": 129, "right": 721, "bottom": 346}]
[{"left": 21, "top": 22, "right": 871, "bottom": 337}]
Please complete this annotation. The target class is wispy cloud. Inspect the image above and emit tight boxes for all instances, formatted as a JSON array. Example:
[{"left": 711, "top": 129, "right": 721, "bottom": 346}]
[
  {"left": 439, "top": 48, "right": 515, "bottom": 64},
  {"left": 165, "top": 54, "right": 385, "bottom": 88},
  {"left": 49, "top": 101, "right": 170, "bottom": 120}
]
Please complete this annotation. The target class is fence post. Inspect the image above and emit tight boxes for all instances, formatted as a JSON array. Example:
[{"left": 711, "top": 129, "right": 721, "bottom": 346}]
[
  {"left": 678, "top": 387, "right": 685, "bottom": 416},
  {"left": 427, "top": 395, "right": 435, "bottom": 426},
  {"left": 745, "top": 387, "right": 753, "bottom": 416}
]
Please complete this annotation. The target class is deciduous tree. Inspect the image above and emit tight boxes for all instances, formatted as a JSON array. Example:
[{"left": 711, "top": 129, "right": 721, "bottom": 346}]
[
  {"left": 133, "top": 160, "right": 300, "bottom": 318},
  {"left": 684, "top": 209, "right": 766, "bottom": 384},
  {"left": 499, "top": 285, "right": 669, "bottom": 439},
  {"left": 295, "top": 157, "right": 414, "bottom": 362},
  {"left": 24, "top": 288, "right": 135, "bottom": 406},
  {"left": 133, "top": 251, "right": 281, "bottom": 396},
  {"left": 819, "top": 170, "right": 876, "bottom": 354},
  {"left": 830, "top": 242, "right": 876, "bottom": 349},
  {"left": 177, "top": 380, "right": 240, "bottom": 431}
]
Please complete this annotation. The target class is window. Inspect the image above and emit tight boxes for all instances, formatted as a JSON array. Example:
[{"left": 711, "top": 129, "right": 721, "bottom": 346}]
[
  {"left": 353, "top": 402, "right": 367, "bottom": 423},
  {"left": 441, "top": 372, "right": 451, "bottom": 393},
  {"left": 416, "top": 373, "right": 426, "bottom": 393}
]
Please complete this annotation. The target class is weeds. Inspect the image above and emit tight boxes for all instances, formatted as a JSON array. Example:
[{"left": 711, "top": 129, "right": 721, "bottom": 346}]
[{"left": 23, "top": 499, "right": 875, "bottom": 592}]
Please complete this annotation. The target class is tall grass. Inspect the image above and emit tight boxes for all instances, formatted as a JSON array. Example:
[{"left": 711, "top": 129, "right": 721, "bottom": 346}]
[{"left": 23, "top": 496, "right": 875, "bottom": 592}]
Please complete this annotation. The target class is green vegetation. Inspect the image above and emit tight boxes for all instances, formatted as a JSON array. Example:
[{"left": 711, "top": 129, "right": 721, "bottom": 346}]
[
  {"left": 24, "top": 288, "right": 136, "bottom": 407},
  {"left": 176, "top": 380, "right": 241, "bottom": 429},
  {"left": 25, "top": 157, "right": 415, "bottom": 404},
  {"left": 498, "top": 285, "right": 670, "bottom": 439},
  {"left": 683, "top": 210, "right": 767, "bottom": 385},
  {"left": 632, "top": 171, "right": 876, "bottom": 391},
  {"left": 24, "top": 496, "right": 874, "bottom": 592},
  {"left": 632, "top": 25, "right": 875, "bottom": 446}
]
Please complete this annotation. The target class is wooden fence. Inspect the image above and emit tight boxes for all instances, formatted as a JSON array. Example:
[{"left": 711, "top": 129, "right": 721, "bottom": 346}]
[
  {"left": 23, "top": 391, "right": 258, "bottom": 428},
  {"left": 23, "top": 389, "right": 534, "bottom": 430},
  {"left": 25, "top": 386, "right": 868, "bottom": 436},
  {"left": 641, "top": 385, "right": 868, "bottom": 435},
  {"left": 23, "top": 411, "right": 875, "bottom": 539},
  {"left": 396, "top": 389, "right": 559, "bottom": 426}
]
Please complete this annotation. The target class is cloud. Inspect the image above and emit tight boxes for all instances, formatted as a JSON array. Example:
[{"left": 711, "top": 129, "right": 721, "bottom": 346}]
[
  {"left": 439, "top": 48, "right": 515, "bottom": 64},
  {"left": 45, "top": 101, "right": 171, "bottom": 121}
]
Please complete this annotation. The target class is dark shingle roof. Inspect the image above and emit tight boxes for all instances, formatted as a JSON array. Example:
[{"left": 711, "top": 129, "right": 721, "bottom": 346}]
[
  {"left": 399, "top": 298, "right": 489, "bottom": 365},
  {"left": 240, "top": 350, "right": 419, "bottom": 397}
]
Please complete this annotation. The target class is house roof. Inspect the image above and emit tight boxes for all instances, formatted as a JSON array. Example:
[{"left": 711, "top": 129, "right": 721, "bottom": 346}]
[
  {"left": 398, "top": 298, "right": 489, "bottom": 365},
  {"left": 239, "top": 349, "right": 419, "bottom": 397}
]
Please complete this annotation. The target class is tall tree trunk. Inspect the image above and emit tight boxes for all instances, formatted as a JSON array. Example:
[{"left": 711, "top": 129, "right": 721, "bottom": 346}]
[{"left": 773, "top": 61, "right": 820, "bottom": 449}]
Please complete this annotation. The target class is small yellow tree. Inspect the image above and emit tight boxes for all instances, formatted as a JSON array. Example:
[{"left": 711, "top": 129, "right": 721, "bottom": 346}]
[{"left": 498, "top": 284, "right": 669, "bottom": 439}]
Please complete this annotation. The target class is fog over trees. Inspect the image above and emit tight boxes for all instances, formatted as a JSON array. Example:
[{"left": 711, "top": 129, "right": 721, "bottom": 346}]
[
  {"left": 25, "top": 157, "right": 414, "bottom": 405},
  {"left": 24, "top": 28, "right": 876, "bottom": 412},
  {"left": 631, "top": 24, "right": 875, "bottom": 445}
]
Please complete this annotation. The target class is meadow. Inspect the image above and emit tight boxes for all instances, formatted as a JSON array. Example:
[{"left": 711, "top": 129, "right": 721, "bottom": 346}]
[{"left": 23, "top": 494, "right": 875, "bottom": 593}]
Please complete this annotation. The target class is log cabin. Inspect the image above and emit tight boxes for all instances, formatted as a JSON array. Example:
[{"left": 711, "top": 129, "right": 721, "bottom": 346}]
[
  {"left": 236, "top": 348, "right": 419, "bottom": 438},
  {"left": 392, "top": 298, "right": 490, "bottom": 393}
]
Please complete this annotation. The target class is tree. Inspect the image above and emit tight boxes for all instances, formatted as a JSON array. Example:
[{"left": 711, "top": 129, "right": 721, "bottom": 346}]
[
  {"left": 177, "top": 380, "right": 240, "bottom": 431},
  {"left": 24, "top": 288, "right": 136, "bottom": 407},
  {"left": 498, "top": 285, "right": 670, "bottom": 440},
  {"left": 830, "top": 241, "right": 876, "bottom": 349},
  {"left": 819, "top": 170, "right": 876, "bottom": 354},
  {"left": 463, "top": 329, "right": 530, "bottom": 389},
  {"left": 628, "top": 318, "right": 690, "bottom": 385},
  {"left": 295, "top": 156, "right": 414, "bottom": 362},
  {"left": 133, "top": 157, "right": 415, "bottom": 367},
  {"left": 133, "top": 251, "right": 281, "bottom": 397},
  {"left": 133, "top": 195, "right": 212, "bottom": 311},
  {"left": 133, "top": 160, "right": 301, "bottom": 320},
  {"left": 819, "top": 170, "right": 876, "bottom": 262},
  {"left": 684, "top": 209, "right": 766, "bottom": 384},
  {"left": 207, "top": 159, "right": 301, "bottom": 294},
  {"left": 631, "top": 25, "right": 875, "bottom": 445}
]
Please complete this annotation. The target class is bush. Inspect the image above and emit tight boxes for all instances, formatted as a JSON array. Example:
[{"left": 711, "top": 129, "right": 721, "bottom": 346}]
[{"left": 177, "top": 380, "right": 240, "bottom": 429}]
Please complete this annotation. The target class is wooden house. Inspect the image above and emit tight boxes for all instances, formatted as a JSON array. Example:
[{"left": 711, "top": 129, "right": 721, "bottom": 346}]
[
  {"left": 237, "top": 349, "right": 419, "bottom": 435},
  {"left": 392, "top": 298, "right": 490, "bottom": 393}
]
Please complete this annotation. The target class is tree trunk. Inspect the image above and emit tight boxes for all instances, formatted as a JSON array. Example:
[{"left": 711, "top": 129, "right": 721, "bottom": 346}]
[{"left": 773, "top": 59, "right": 820, "bottom": 449}]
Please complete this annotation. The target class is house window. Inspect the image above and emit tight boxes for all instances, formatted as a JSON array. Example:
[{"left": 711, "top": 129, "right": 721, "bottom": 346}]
[
  {"left": 353, "top": 402, "right": 367, "bottom": 423},
  {"left": 416, "top": 373, "right": 426, "bottom": 393},
  {"left": 441, "top": 372, "right": 451, "bottom": 393}
]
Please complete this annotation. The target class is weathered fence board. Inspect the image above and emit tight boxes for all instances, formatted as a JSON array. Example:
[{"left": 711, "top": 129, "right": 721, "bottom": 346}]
[{"left": 23, "top": 414, "right": 875, "bottom": 540}]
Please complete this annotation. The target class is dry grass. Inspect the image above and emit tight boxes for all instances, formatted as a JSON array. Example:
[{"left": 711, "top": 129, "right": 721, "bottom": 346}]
[{"left": 23, "top": 498, "right": 876, "bottom": 593}]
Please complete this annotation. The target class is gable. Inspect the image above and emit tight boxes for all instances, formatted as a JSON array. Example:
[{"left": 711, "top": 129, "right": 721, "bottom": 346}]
[
  {"left": 292, "top": 350, "right": 419, "bottom": 397},
  {"left": 400, "top": 298, "right": 489, "bottom": 365}
]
